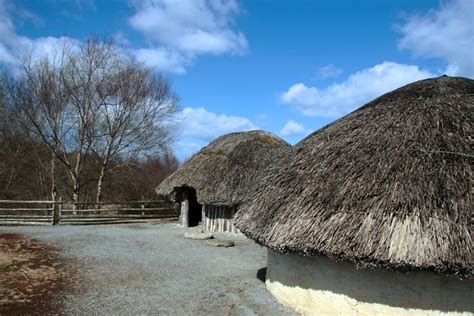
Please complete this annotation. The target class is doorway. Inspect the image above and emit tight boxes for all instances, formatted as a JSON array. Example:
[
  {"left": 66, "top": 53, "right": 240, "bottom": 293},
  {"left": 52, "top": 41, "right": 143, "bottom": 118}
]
[{"left": 187, "top": 188, "right": 202, "bottom": 227}]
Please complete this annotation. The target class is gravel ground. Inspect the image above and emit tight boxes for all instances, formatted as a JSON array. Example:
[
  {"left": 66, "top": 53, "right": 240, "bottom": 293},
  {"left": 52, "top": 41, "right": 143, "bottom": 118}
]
[{"left": 0, "top": 223, "right": 296, "bottom": 315}]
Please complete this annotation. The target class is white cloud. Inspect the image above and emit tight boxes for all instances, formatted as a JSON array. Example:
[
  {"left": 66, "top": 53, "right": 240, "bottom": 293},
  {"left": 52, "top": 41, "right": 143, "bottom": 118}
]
[
  {"left": 0, "top": 1, "right": 80, "bottom": 66},
  {"left": 398, "top": 0, "right": 474, "bottom": 78},
  {"left": 179, "top": 107, "right": 258, "bottom": 141},
  {"left": 0, "top": 42, "right": 15, "bottom": 64},
  {"left": 0, "top": 0, "right": 246, "bottom": 74},
  {"left": 316, "top": 64, "right": 343, "bottom": 79},
  {"left": 132, "top": 48, "right": 186, "bottom": 74},
  {"left": 281, "top": 61, "right": 434, "bottom": 118},
  {"left": 128, "top": 0, "right": 247, "bottom": 73},
  {"left": 174, "top": 106, "right": 258, "bottom": 159},
  {"left": 280, "top": 120, "right": 312, "bottom": 137}
]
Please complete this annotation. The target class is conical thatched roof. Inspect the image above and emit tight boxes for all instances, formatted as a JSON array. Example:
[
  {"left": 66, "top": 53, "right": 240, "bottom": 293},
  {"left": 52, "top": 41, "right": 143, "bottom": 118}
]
[
  {"left": 156, "top": 130, "right": 291, "bottom": 206},
  {"left": 235, "top": 76, "right": 473, "bottom": 277}
]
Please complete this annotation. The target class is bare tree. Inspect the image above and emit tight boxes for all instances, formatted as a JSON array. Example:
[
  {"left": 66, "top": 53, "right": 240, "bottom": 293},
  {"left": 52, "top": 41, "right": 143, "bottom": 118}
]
[
  {"left": 13, "top": 41, "right": 92, "bottom": 206},
  {"left": 0, "top": 71, "right": 52, "bottom": 200},
  {"left": 88, "top": 151, "right": 177, "bottom": 202},
  {"left": 90, "top": 60, "right": 178, "bottom": 204},
  {"left": 13, "top": 39, "right": 178, "bottom": 206}
]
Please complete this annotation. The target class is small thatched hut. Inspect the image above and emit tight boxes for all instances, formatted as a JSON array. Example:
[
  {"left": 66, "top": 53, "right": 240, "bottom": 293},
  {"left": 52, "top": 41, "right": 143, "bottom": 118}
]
[
  {"left": 157, "top": 130, "right": 291, "bottom": 233},
  {"left": 235, "top": 76, "right": 473, "bottom": 314}
]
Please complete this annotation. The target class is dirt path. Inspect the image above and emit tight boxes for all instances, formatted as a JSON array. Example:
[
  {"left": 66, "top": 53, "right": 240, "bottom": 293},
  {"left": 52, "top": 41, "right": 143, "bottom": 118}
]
[
  {"left": 0, "top": 224, "right": 295, "bottom": 315},
  {"left": 0, "top": 233, "right": 78, "bottom": 314}
]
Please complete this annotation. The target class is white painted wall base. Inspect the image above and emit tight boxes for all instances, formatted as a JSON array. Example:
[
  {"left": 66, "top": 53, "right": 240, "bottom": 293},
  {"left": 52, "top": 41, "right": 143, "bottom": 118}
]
[{"left": 266, "top": 250, "right": 473, "bottom": 315}]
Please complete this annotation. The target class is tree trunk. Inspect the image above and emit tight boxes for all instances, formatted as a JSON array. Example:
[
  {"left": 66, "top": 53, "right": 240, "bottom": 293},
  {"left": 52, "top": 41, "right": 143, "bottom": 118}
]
[
  {"left": 72, "top": 189, "right": 79, "bottom": 210},
  {"left": 50, "top": 151, "right": 56, "bottom": 200},
  {"left": 95, "top": 163, "right": 107, "bottom": 206},
  {"left": 72, "top": 177, "right": 80, "bottom": 210},
  {"left": 72, "top": 150, "right": 82, "bottom": 210}
]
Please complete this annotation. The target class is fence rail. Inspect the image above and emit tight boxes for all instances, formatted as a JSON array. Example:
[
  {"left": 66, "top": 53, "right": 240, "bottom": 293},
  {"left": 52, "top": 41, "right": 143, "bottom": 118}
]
[
  {"left": 0, "top": 199, "right": 178, "bottom": 226},
  {"left": 0, "top": 200, "right": 55, "bottom": 204}
]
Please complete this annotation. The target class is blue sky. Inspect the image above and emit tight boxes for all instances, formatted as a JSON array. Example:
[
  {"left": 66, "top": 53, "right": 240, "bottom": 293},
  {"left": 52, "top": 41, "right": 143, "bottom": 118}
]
[{"left": 1, "top": 0, "right": 473, "bottom": 160}]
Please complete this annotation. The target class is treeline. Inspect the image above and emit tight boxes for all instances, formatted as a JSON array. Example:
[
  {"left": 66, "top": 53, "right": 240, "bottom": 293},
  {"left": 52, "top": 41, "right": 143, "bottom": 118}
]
[{"left": 0, "top": 39, "right": 180, "bottom": 204}]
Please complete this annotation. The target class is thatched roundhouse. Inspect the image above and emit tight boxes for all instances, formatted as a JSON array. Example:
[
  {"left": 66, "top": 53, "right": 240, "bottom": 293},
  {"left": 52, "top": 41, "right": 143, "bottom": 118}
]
[
  {"left": 157, "top": 130, "right": 291, "bottom": 233},
  {"left": 235, "top": 76, "right": 474, "bottom": 314}
]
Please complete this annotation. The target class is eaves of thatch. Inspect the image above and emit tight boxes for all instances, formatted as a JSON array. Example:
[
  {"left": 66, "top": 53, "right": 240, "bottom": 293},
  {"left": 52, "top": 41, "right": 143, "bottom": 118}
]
[
  {"left": 156, "top": 130, "right": 292, "bottom": 206},
  {"left": 234, "top": 76, "right": 474, "bottom": 278}
]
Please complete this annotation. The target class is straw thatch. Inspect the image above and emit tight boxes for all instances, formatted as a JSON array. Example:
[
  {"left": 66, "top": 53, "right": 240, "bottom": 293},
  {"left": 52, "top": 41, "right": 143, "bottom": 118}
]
[
  {"left": 235, "top": 76, "right": 473, "bottom": 277},
  {"left": 156, "top": 130, "right": 291, "bottom": 206}
]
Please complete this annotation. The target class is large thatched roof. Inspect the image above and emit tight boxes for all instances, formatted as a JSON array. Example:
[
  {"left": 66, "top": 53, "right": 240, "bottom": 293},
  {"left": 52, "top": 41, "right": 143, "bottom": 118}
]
[
  {"left": 235, "top": 76, "right": 473, "bottom": 277},
  {"left": 156, "top": 130, "right": 291, "bottom": 206}
]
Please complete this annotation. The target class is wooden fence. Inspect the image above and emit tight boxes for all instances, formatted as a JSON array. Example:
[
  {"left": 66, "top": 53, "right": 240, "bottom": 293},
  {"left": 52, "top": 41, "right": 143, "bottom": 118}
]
[{"left": 0, "top": 199, "right": 178, "bottom": 226}]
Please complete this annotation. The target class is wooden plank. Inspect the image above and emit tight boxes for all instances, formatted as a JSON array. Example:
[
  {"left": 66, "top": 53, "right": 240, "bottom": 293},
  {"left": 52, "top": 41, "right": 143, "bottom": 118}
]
[
  {"left": 0, "top": 208, "right": 53, "bottom": 211},
  {"left": 0, "top": 200, "right": 171, "bottom": 206},
  {"left": 60, "top": 221, "right": 148, "bottom": 226},
  {"left": 0, "top": 220, "right": 52, "bottom": 223},
  {"left": 61, "top": 209, "right": 104, "bottom": 213},
  {"left": 72, "top": 200, "right": 169, "bottom": 205},
  {"left": 0, "top": 200, "right": 54, "bottom": 204},
  {"left": 0, "top": 221, "right": 51, "bottom": 225},
  {"left": 0, "top": 211, "right": 51, "bottom": 215},
  {"left": 61, "top": 214, "right": 175, "bottom": 219},
  {"left": 61, "top": 215, "right": 176, "bottom": 220},
  {"left": 114, "top": 207, "right": 173, "bottom": 211},
  {"left": 61, "top": 215, "right": 178, "bottom": 221},
  {"left": 0, "top": 215, "right": 52, "bottom": 219},
  {"left": 59, "top": 217, "right": 178, "bottom": 225},
  {"left": 59, "top": 216, "right": 178, "bottom": 225},
  {"left": 61, "top": 207, "right": 172, "bottom": 213}
]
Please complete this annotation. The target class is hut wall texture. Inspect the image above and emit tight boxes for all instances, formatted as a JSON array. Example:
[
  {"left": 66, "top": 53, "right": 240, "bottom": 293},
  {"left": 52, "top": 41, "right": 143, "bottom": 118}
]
[
  {"left": 202, "top": 204, "right": 239, "bottom": 233},
  {"left": 266, "top": 250, "right": 473, "bottom": 315}
]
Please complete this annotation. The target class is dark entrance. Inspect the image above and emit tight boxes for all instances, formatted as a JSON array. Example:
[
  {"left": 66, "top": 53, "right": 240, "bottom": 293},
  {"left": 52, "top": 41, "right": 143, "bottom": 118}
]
[{"left": 187, "top": 188, "right": 202, "bottom": 227}]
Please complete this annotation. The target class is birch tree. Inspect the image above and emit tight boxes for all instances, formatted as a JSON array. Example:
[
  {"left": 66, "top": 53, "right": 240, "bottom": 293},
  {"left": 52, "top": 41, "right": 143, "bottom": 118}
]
[
  {"left": 14, "top": 39, "right": 178, "bottom": 205},
  {"left": 91, "top": 65, "right": 178, "bottom": 204},
  {"left": 14, "top": 42, "right": 90, "bottom": 205}
]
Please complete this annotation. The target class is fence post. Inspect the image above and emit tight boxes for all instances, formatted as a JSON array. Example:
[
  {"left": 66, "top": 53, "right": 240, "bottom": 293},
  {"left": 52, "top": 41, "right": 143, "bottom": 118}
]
[{"left": 53, "top": 196, "right": 61, "bottom": 225}]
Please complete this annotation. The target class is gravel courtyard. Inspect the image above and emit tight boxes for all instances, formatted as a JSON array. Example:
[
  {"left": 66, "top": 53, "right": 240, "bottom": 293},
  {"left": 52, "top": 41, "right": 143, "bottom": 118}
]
[{"left": 0, "top": 223, "right": 295, "bottom": 315}]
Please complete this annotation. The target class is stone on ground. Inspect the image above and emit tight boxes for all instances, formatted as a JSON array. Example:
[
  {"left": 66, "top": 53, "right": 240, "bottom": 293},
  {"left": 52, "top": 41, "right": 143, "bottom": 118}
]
[{"left": 206, "top": 239, "right": 235, "bottom": 247}]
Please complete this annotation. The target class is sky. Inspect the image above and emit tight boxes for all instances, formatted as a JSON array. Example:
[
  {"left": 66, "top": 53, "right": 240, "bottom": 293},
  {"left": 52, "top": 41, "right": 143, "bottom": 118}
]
[{"left": 0, "top": 0, "right": 473, "bottom": 160}]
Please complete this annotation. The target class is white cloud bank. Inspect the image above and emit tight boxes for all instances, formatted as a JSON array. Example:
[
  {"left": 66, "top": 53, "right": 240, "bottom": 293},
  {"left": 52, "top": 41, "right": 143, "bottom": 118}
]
[
  {"left": 281, "top": 61, "right": 434, "bottom": 118},
  {"left": 1, "top": 0, "right": 247, "bottom": 74},
  {"left": 179, "top": 107, "right": 258, "bottom": 141},
  {"left": 129, "top": 0, "right": 247, "bottom": 73},
  {"left": 282, "top": 0, "right": 473, "bottom": 118},
  {"left": 174, "top": 106, "right": 258, "bottom": 160},
  {"left": 280, "top": 120, "right": 312, "bottom": 137},
  {"left": 398, "top": 0, "right": 474, "bottom": 78},
  {"left": 132, "top": 47, "right": 186, "bottom": 74},
  {"left": 0, "top": 0, "right": 80, "bottom": 66}
]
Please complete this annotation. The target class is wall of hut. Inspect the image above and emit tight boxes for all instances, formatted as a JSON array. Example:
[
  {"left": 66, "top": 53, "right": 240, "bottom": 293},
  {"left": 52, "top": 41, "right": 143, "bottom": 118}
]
[
  {"left": 202, "top": 205, "right": 239, "bottom": 233},
  {"left": 179, "top": 199, "right": 189, "bottom": 227},
  {"left": 265, "top": 250, "right": 473, "bottom": 315},
  {"left": 178, "top": 199, "right": 240, "bottom": 233}
]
